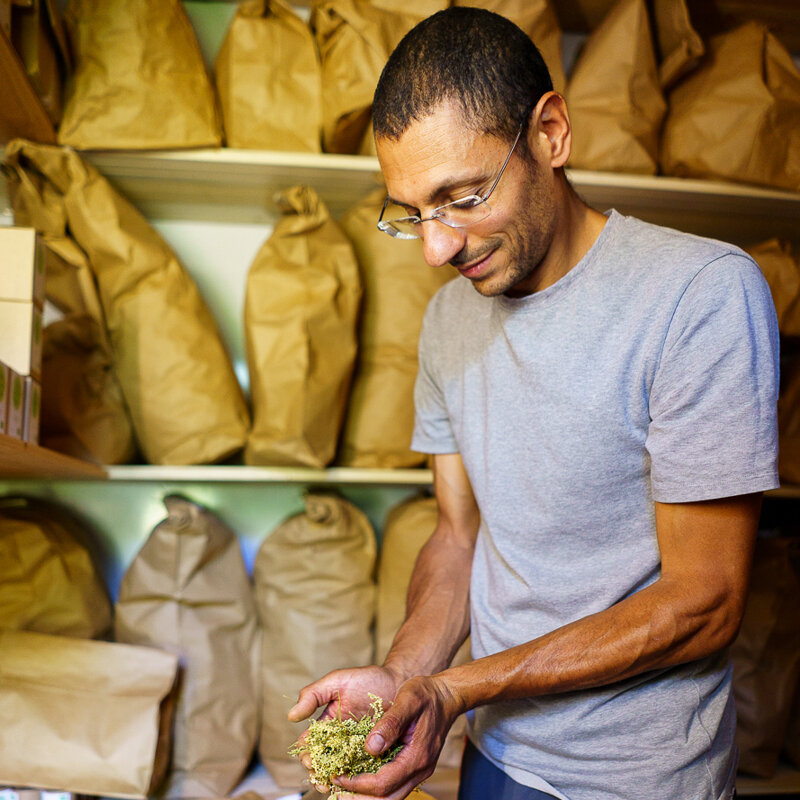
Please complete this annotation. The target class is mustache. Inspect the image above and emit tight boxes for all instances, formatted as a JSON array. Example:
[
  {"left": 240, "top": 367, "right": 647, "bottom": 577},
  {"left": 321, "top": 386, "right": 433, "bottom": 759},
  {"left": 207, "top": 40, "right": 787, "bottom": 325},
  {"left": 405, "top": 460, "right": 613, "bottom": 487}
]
[{"left": 449, "top": 242, "right": 499, "bottom": 268}]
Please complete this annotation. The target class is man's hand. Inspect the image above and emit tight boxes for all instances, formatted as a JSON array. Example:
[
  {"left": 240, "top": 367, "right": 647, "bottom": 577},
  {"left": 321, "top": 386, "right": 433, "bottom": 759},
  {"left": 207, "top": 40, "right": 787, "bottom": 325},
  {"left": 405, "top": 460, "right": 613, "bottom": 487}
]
[
  {"left": 287, "top": 665, "right": 404, "bottom": 793},
  {"left": 327, "top": 674, "right": 463, "bottom": 800}
]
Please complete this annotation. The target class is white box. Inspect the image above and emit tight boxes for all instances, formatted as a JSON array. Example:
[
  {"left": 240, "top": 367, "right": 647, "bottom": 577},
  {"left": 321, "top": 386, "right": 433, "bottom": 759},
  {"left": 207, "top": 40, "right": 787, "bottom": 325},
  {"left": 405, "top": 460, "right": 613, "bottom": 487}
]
[
  {"left": 23, "top": 376, "right": 40, "bottom": 445},
  {"left": 0, "top": 227, "right": 46, "bottom": 308},
  {"left": 6, "top": 369, "right": 24, "bottom": 439},
  {"left": 0, "top": 300, "right": 42, "bottom": 379},
  {"left": 0, "top": 361, "right": 8, "bottom": 436}
]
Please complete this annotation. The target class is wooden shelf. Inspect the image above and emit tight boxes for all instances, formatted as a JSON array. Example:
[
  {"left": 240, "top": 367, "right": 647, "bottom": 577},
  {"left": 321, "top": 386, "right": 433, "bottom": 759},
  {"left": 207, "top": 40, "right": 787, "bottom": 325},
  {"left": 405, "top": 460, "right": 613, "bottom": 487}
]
[
  {"left": 0, "top": 434, "right": 106, "bottom": 479},
  {"left": 106, "top": 464, "right": 432, "bottom": 486},
  {"left": 3, "top": 148, "right": 798, "bottom": 244}
]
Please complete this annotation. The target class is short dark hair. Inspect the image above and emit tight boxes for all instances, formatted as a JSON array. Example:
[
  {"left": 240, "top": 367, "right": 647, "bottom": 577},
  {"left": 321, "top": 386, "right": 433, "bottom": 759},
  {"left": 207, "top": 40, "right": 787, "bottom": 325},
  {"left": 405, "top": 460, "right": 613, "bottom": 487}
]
[{"left": 373, "top": 7, "right": 553, "bottom": 143}]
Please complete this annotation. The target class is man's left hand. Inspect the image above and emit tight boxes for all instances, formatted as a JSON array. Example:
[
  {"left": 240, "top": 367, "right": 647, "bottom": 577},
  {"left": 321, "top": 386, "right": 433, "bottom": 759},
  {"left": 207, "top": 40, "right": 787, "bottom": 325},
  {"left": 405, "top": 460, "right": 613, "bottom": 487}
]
[{"left": 331, "top": 673, "right": 463, "bottom": 800}]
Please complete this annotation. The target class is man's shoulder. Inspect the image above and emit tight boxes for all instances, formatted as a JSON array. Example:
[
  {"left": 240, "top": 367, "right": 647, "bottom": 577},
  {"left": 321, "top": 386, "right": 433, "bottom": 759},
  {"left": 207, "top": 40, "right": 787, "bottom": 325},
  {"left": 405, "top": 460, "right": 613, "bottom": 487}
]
[{"left": 613, "top": 212, "right": 756, "bottom": 280}]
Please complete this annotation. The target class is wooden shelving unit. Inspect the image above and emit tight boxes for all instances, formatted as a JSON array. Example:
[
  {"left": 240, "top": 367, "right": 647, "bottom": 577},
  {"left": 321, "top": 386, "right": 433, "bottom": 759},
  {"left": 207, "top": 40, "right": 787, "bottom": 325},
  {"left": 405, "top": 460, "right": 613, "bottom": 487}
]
[
  {"left": 1, "top": 149, "right": 795, "bottom": 246},
  {"left": 0, "top": 434, "right": 106, "bottom": 479}
]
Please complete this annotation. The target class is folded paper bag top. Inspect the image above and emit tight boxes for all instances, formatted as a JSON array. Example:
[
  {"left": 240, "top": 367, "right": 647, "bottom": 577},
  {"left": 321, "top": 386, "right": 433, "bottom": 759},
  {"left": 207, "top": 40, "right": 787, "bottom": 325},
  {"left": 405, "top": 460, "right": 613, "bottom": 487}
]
[{"left": 0, "top": 629, "right": 179, "bottom": 800}]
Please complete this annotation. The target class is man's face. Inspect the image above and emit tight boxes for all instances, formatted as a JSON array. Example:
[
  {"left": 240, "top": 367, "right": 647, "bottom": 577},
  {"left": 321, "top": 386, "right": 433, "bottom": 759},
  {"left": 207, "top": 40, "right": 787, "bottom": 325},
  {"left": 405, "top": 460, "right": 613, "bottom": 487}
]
[{"left": 376, "top": 101, "right": 558, "bottom": 298}]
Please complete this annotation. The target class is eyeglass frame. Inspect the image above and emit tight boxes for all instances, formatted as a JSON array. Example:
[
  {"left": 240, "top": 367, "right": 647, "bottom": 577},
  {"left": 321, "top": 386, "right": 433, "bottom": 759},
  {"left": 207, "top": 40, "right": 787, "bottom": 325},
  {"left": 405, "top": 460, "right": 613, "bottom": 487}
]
[{"left": 376, "top": 113, "right": 529, "bottom": 239}]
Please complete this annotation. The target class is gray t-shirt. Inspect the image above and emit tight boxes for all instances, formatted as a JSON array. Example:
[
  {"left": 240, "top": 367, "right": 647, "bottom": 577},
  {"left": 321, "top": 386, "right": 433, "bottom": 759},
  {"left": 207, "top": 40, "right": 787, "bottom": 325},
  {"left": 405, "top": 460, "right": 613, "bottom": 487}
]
[{"left": 411, "top": 211, "right": 779, "bottom": 800}]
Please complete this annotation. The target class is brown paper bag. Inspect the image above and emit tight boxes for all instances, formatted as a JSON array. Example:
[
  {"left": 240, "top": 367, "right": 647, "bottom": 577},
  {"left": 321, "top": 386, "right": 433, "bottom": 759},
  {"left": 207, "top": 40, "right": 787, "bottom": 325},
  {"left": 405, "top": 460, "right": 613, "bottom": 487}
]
[
  {"left": 732, "top": 537, "right": 800, "bottom": 778},
  {"left": 369, "top": 0, "right": 447, "bottom": 16},
  {"left": 660, "top": 21, "right": 800, "bottom": 192},
  {"left": 650, "top": 0, "right": 704, "bottom": 90},
  {"left": 215, "top": 0, "right": 322, "bottom": 152},
  {"left": 565, "top": 0, "right": 666, "bottom": 174},
  {"left": 254, "top": 493, "right": 377, "bottom": 787},
  {"left": 777, "top": 353, "right": 800, "bottom": 486},
  {"left": 746, "top": 239, "right": 800, "bottom": 339},
  {"left": 0, "top": 495, "right": 112, "bottom": 639},
  {"left": 376, "top": 495, "right": 469, "bottom": 768},
  {"left": 115, "top": 495, "right": 261, "bottom": 799},
  {"left": 58, "top": 0, "right": 222, "bottom": 149},
  {"left": 245, "top": 185, "right": 361, "bottom": 468},
  {"left": 0, "top": 628, "right": 178, "bottom": 799},
  {"left": 42, "top": 314, "right": 138, "bottom": 465},
  {"left": 338, "top": 188, "right": 456, "bottom": 468},
  {"left": 453, "top": 0, "right": 566, "bottom": 94},
  {"left": 4, "top": 140, "right": 250, "bottom": 466},
  {"left": 312, "top": 0, "right": 420, "bottom": 155}
]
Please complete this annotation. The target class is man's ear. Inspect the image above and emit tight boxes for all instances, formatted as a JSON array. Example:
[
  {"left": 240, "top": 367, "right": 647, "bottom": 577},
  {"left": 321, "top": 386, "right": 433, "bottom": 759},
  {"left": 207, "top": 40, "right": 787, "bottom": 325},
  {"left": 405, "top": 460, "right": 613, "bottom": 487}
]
[{"left": 528, "top": 91, "right": 571, "bottom": 169}]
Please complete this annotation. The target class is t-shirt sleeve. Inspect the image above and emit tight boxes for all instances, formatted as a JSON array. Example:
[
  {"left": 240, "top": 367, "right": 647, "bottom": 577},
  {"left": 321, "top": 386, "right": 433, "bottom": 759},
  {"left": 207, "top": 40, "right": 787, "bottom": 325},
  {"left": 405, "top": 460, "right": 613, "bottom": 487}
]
[
  {"left": 646, "top": 253, "right": 780, "bottom": 502},
  {"left": 411, "top": 302, "right": 459, "bottom": 455}
]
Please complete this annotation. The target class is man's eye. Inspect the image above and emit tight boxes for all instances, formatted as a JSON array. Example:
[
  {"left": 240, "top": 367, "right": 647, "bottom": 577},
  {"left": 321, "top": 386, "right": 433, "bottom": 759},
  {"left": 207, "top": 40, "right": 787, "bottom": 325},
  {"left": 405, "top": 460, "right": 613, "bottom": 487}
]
[{"left": 450, "top": 196, "right": 482, "bottom": 210}]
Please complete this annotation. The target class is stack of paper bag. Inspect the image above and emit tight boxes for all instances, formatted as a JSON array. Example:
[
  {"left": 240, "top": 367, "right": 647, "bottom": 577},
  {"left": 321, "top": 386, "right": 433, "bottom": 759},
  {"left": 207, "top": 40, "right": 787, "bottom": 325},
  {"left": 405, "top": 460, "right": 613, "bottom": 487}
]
[
  {"left": 4, "top": 140, "right": 250, "bottom": 466},
  {"left": 0, "top": 495, "right": 112, "bottom": 638},
  {"left": 4, "top": 156, "right": 137, "bottom": 464},
  {"left": 566, "top": 0, "right": 666, "bottom": 174},
  {"left": 215, "top": 0, "right": 322, "bottom": 152},
  {"left": 58, "top": 0, "right": 221, "bottom": 149},
  {"left": 661, "top": 21, "right": 800, "bottom": 192},
  {"left": 312, "top": 0, "right": 420, "bottom": 155},
  {"left": 245, "top": 185, "right": 361, "bottom": 467},
  {"left": 115, "top": 496, "right": 261, "bottom": 799},
  {"left": 254, "top": 494, "right": 377, "bottom": 787}
]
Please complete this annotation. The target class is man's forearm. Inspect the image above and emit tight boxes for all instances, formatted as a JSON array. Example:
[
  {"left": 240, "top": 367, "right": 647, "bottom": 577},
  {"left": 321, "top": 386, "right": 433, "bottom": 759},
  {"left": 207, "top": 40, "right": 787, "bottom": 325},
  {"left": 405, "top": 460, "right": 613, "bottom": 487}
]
[{"left": 383, "top": 524, "right": 474, "bottom": 683}]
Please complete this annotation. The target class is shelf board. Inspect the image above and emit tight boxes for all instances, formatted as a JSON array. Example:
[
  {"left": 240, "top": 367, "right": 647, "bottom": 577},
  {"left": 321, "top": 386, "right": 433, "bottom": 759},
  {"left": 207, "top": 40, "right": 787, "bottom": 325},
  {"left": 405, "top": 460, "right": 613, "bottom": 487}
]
[
  {"left": 737, "top": 763, "right": 800, "bottom": 795},
  {"left": 766, "top": 484, "right": 800, "bottom": 499},
  {"left": 0, "top": 435, "right": 106, "bottom": 479},
  {"left": 3, "top": 147, "right": 797, "bottom": 243},
  {"left": 106, "top": 464, "right": 433, "bottom": 486}
]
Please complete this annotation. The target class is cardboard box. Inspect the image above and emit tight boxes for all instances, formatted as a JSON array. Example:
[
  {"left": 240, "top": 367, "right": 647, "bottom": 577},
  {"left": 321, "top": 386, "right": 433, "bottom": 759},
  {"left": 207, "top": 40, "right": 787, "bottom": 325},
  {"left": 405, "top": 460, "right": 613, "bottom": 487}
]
[
  {"left": 0, "top": 300, "right": 42, "bottom": 379},
  {"left": 23, "top": 376, "right": 40, "bottom": 445},
  {"left": 6, "top": 368, "right": 24, "bottom": 439},
  {"left": 0, "top": 789, "right": 42, "bottom": 800},
  {"left": 0, "top": 361, "right": 8, "bottom": 436},
  {"left": 0, "top": 227, "right": 45, "bottom": 308}
]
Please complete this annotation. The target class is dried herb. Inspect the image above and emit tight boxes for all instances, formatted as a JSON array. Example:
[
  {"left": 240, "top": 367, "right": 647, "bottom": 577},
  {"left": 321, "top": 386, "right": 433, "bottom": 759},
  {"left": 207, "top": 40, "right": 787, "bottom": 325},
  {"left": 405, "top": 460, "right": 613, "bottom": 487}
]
[{"left": 290, "top": 693, "right": 403, "bottom": 796}]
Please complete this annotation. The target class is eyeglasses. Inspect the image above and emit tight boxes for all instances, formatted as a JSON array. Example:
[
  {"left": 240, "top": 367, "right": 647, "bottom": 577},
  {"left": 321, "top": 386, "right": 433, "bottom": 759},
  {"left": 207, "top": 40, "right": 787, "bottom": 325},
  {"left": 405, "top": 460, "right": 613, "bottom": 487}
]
[{"left": 376, "top": 118, "right": 527, "bottom": 240}]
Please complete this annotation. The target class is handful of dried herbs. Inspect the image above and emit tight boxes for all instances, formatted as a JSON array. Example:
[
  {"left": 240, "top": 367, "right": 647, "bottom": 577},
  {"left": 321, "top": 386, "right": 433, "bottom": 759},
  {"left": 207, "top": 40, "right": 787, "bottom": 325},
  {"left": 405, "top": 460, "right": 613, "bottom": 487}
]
[{"left": 290, "top": 693, "right": 403, "bottom": 795}]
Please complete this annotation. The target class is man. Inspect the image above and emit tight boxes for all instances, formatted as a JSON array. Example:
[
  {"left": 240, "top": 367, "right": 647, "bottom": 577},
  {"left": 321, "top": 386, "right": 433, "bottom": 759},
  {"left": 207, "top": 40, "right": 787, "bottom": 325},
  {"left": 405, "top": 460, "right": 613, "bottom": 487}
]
[{"left": 288, "top": 8, "right": 779, "bottom": 800}]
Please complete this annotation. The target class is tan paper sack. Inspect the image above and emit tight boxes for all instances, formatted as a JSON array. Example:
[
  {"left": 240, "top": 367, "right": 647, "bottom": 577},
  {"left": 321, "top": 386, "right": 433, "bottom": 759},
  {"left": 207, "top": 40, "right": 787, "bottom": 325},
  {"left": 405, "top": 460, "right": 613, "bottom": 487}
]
[
  {"left": 376, "top": 495, "right": 470, "bottom": 768},
  {"left": 58, "top": 0, "right": 221, "bottom": 149},
  {"left": 215, "top": 0, "right": 322, "bottom": 152},
  {"left": 566, "top": 0, "right": 666, "bottom": 174},
  {"left": 254, "top": 494, "right": 377, "bottom": 787},
  {"left": 660, "top": 21, "right": 800, "bottom": 192},
  {"left": 650, "top": 0, "right": 704, "bottom": 90},
  {"left": 0, "top": 495, "right": 112, "bottom": 639},
  {"left": 115, "top": 496, "right": 261, "bottom": 799},
  {"left": 312, "top": 0, "right": 419, "bottom": 154},
  {"left": 4, "top": 140, "right": 250, "bottom": 466},
  {"left": 245, "top": 185, "right": 361, "bottom": 467},
  {"left": 0, "top": 628, "right": 178, "bottom": 799},
  {"left": 731, "top": 537, "right": 800, "bottom": 778},
  {"left": 747, "top": 239, "right": 800, "bottom": 339},
  {"left": 338, "top": 188, "right": 456, "bottom": 468}
]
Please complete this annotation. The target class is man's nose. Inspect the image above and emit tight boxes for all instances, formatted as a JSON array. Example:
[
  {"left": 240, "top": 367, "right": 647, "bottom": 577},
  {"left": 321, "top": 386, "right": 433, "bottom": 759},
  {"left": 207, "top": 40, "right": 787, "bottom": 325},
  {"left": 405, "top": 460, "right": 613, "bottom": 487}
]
[{"left": 420, "top": 220, "right": 466, "bottom": 268}]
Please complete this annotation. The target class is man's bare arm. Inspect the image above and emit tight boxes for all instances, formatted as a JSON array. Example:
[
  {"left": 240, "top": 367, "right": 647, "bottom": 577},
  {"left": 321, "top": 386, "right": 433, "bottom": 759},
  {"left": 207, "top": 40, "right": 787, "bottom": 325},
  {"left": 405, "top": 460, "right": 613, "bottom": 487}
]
[
  {"left": 383, "top": 452, "right": 481, "bottom": 683},
  {"left": 430, "top": 493, "right": 761, "bottom": 713}
]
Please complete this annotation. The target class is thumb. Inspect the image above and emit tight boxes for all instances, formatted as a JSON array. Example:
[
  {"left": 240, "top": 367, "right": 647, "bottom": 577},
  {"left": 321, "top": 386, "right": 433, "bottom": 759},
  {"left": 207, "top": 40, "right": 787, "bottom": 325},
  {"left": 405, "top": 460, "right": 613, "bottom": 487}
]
[{"left": 365, "top": 709, "right": 404, "bottom": 756}]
